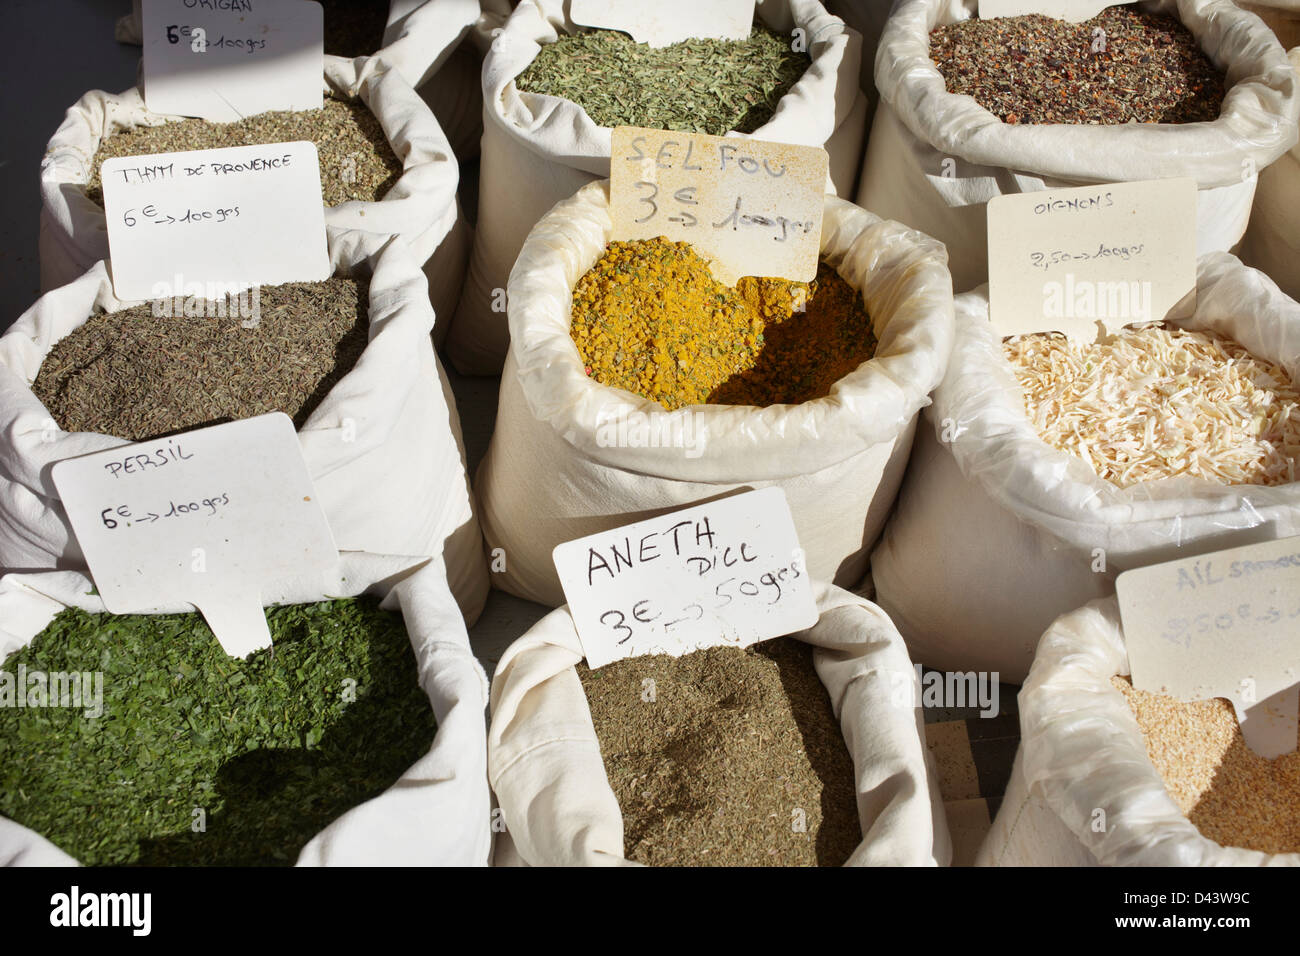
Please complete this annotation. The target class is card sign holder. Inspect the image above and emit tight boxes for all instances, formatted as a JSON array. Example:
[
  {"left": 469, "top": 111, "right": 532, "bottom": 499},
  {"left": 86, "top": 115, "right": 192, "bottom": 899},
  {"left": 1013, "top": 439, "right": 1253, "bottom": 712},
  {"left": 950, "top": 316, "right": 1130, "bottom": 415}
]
[
  {"left": 51, "top": 413, "right": 338, "bottom": 658},
  {"left": 100, "top": 140, "right": 331, "bottom": 301},
  {"left": 979, "top": 1, "right": 1115, "bottom": 21},
  {"left": 609, "top": 126, "right": 828, "bottom": 286},
  {"left": 1116, "top": 536, "right": 1300, "bottom": 758},
  {"left": 987, "top": 178, "right": 1197, "bottom": 343},
  {"left": 142, "top": 0, "right": 323, "bottom": 122},
  {"left": 569, "top": 0, "right": 754, "bottom": 47},
  {"left": 552, "top": 488, "right": 819, "bottom": 669}
]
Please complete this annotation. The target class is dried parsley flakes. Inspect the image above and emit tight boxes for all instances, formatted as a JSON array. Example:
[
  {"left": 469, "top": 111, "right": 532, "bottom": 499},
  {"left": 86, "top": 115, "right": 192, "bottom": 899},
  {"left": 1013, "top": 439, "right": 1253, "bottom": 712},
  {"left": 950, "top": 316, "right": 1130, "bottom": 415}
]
[{"left": 0, "top": 598, "right": 434, "bottom": 866}]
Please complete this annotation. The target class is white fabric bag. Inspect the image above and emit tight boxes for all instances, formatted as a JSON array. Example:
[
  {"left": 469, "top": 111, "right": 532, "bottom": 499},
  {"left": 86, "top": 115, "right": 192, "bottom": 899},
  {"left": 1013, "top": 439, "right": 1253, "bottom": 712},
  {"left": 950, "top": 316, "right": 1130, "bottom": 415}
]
[
  {"left": 1241, "top": 46, "right": 1300, "bottom": 302},
  {"left": 116, "top": 1, "right": 486, "bottom": 162},
  {"left": 871, "top": 253, "right": 1300, "bottom": 684},
  {"left": 0, "top": 554, "right": 493, "bottom": 867},
  {"left": 476, "top": 181, "right": 954, "bottom": 607},
  {"left": 1241, "top": 0, "right": 1300, "bottom": 48},
  {"left": 488, "top": 582, "right": 951, "bottom": 867},
  {"left": 38, "top": 57, "right": 469, "bottom": 345},
  {"left": 857, "top": 0, "right": 1300, "bottom": 294},
  {"left": 447, "top": 0, "right": 870, "bottom": 374},
  {"left": 977, "top": 596, "right": 1300, "bottom": 866},
  {"left": 0, "top": 234, "right": 489, "bottom": 625}
]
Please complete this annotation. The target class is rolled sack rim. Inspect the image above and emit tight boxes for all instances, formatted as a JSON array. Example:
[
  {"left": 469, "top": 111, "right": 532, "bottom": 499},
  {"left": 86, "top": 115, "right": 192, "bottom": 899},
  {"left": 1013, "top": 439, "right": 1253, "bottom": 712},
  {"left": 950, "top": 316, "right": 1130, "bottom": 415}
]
[
  {"left": 480, "top": 0, "right": 863, "bottom": 177},
  {"left": 934, "top": 251, "right": 1300, "bottom": 553},
  {"left": 504, "top": 179, "right": 956, "bottom": 483},
  {"left": 875, "top": 0, "right": 1300, "bottom": 188},
  {"left": 38, "top": 55, "right": 459, "bottom": 265}
]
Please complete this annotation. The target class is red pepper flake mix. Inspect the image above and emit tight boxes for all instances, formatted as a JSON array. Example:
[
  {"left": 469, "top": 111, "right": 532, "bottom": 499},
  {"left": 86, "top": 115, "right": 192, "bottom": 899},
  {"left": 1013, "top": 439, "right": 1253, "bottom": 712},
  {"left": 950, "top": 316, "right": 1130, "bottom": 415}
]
[{"left": 930, "top": 5, "right": 1225, "bottom": 125}]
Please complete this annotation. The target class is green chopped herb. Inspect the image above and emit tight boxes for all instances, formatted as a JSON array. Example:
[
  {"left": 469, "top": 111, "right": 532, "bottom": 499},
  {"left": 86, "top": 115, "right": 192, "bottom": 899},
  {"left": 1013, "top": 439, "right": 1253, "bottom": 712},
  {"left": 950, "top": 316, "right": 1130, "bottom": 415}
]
[
  {"left": 0, "top": 598, "right": 435, "bottom": 866},
  {"left": 516, "top": 25, "right": 810, "bottom": 135}
]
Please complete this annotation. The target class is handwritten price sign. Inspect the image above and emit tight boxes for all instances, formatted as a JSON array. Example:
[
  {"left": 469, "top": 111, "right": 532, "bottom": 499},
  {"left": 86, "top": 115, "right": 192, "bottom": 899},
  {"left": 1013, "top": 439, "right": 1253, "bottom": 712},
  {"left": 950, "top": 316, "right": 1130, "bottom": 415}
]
[
  {"left": 1117, "top": 536, "right": 1300, "bottom": 758},
  {"left": 101, "top": 141, "right": 330, "bottom": 301},
  {"left": 552, "top": 488, "right": 818, "bottom": 669},
  {"left": 51, "top": 414, "right": 337, "bottom": 658},
  {"left": 609, "top": 126, "right": 828, "bottom": 285}
]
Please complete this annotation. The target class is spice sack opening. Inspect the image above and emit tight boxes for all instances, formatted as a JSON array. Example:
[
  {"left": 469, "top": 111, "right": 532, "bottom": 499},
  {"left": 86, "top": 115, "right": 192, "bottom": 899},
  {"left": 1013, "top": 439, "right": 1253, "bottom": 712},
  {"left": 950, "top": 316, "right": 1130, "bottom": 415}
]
[
  {"left": 487, "top": 582, "right": 951, "bottom": 867},
  {"left": 0, "top": 232, "right": 489, "bottom": 625},
  {"left": 0, "top": 554, "right": 492, "bottom": 867},
  {"left": 38, "top": 56, "right": 469, "bottom": 341},
  {"left": 445, "top": 0, "right": 869, "bottom": 375},
  {"left": 475, "top": 179, "right": 955, "bottom": 607},
  {"left": 871, "top": 252, "right": 1300, "bottom": 684},
  {"left": 858, "top": 0, "right": 1300, "bottom": 293},
  {"left": 977, "top": 596, "right": 1300, "bottom": 866}
]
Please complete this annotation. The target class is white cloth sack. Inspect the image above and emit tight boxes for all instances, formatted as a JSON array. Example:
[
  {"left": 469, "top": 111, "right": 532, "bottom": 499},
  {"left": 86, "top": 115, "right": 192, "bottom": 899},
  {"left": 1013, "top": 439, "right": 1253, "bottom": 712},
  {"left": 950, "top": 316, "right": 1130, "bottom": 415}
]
[
  {"left": 977, "top": 596, "right": 1300, "bottom": 866},
  {"left": 824, "top": 0, "right": 898, "bottom": 137},
  {"left": 871, "top": 252, "right": 1300, "bottom": 684},
  {"left": 857, "top": 0, "right": 1300, "bottom": 294},
  {"left": 447, "top": 0, "right": 870, "bottom": 375},
  {"left": 488, "top": 582, "right": 951, "bottom": 866},
  {"left": 39, "top": 56, "right": 469, "bottom": 346},
  {"left": 0, "top": 553, "right": 493, "bottom": 867},
  {"left": 383, "top": 0, "right": 489, "bottom": 162},
  {"left": 476, "top": 181, "right": 954, "bottom": 607},
  {"left": 115, "top": 0, "right": 485, "bottom": 161},
  {"left": 0, "top": 233, "right": 489, "bottom": 625},
  {"left": 1241, "top": 46, "right": 1300, "bottom": 302}
]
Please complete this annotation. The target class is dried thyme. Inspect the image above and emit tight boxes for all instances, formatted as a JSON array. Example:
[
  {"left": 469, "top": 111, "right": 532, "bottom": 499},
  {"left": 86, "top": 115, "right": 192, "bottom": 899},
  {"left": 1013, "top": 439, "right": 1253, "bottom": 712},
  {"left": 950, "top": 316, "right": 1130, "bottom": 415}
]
[
  {"left": 0, "top": 599, "right": 435, "bottom": 866},
  {"left": 571, "top": 238, "right": 877, "bottom": 410},
  {"left": 516, "top": 25, "right": 810, "bottom": 135},
  {"left": 85, "top": 97, "right": 401, "bottom": 207},
  {"left": 930, "top": 6, "right": 1225, "bottom": 125},
  {"left": 33, "top": 278, "right": 368, "bottom": 441},
  {"left": 578, "top": 638, "right": 861, "bottom": 867}
]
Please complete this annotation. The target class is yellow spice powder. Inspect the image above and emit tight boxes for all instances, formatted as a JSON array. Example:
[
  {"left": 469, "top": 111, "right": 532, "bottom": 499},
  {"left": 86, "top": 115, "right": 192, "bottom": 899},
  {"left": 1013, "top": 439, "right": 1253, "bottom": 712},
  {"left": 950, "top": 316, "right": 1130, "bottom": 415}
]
[{"left": 570, "top": 237, "right": 877, "bottom": 411}]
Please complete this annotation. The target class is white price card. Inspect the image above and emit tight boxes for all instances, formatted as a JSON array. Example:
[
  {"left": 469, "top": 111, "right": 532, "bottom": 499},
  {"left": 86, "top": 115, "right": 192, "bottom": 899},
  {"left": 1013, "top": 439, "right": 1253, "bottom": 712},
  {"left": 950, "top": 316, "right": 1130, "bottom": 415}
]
[
  {"left": 101, "top": 140, "right": 330, "bottom": 301},
  {"left": 51, "top": 413, "right": 338, "bottom": 659},
  {"left": 570, "top": 0, "right": 754, "bottom": 47},
  {"left": 1116, "top": 536, "right": 1300, "bottom": 758},
  {"left": 142, "top": 0, "right": 323, "bottom": 122},
  {"left": 979, "top": 1, "right": 1114, "bottom": 21},
  {"left": 610, "top": 126, "right": 828, "bottom": 286},
  {"left": 552, "top": 488, "right": 818, "bottom": 669},
  {"left": 987, "top": 178, "right": 1197, "bottom": 343}
]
